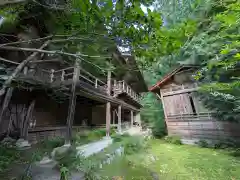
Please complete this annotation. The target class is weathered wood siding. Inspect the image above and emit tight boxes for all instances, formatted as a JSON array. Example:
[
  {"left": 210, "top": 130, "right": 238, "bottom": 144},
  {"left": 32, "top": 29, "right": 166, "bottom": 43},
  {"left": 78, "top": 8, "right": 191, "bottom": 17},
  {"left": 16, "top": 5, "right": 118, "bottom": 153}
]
[
  {"left": 28, "top": 126, "right": 89, "bottom": 144},
  {"left": 160, "top": 69, "right": 240, "bottom": 144},
  {"left": 166, "top": 114, "right": 240, "bottom": 144}
]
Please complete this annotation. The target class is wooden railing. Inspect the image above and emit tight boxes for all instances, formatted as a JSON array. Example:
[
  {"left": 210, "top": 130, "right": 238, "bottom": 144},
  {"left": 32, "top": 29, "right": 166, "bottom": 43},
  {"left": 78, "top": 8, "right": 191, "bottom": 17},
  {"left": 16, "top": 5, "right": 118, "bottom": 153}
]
[
  {"left": 113, "top": 80, "right": 140, "bottom": 102},
  {"left": 0, "top": 58, "right": 140, "bottom": 101},
  {"left": 50, "top": 67, "right": 108, "bottom": 92}
]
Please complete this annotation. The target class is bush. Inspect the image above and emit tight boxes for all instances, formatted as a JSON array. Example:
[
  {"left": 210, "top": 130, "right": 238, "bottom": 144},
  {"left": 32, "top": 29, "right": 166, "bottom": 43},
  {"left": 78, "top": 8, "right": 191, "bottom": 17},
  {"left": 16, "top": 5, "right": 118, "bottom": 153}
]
[
  {"left": 56, "top": 146, "right": 78, "bottom": 169},
  {"left": 0, "top": 146, "right": 20, "bottom": 172},
  {"left": 164, "top": 135, "right": 182, "bottom": 145},
  {"left": 197, "top": 140, "right": 209, "bottom": 148},
  {"left": 122, "top": 136, "right": 147, "bottom": 155},
  {"left": 112, "top": 133, "right": 130, "bottom": 143},
  {"left": 214, "top": 139, "right": 240, "bottom": 149},
  {"left": 41, "top": 137, "right": 65, "bottom": 150},
  {"left": 231, "top": 148, "right": 240, "bottom": 157}
]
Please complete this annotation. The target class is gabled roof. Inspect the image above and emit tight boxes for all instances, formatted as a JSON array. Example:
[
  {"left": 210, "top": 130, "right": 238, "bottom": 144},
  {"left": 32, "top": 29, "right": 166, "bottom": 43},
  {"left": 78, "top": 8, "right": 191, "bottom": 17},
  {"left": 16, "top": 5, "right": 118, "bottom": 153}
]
[
  {"left": 113, "top": 47, "right": 148, "bottom": 92},
  {"left": 149, "top": 65, "right": 198, "bottom": 92}
]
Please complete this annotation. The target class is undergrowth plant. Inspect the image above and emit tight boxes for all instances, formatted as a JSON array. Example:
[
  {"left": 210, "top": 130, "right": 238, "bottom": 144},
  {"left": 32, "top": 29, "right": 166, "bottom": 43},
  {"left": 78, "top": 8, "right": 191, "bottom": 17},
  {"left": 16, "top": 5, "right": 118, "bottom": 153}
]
[
  {"left": 0, "top": 145, "right": 20, "bottom": 173},
  {"left": 164, "top": 135, "right": 182, "bottom": 145}
]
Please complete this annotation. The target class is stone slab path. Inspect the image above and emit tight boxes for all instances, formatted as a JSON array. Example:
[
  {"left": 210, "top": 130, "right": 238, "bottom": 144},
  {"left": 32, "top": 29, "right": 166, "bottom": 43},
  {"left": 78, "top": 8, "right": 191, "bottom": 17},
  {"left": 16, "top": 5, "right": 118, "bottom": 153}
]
[{"left": 76, "top": 137, "right": 113, "bottom": 157}]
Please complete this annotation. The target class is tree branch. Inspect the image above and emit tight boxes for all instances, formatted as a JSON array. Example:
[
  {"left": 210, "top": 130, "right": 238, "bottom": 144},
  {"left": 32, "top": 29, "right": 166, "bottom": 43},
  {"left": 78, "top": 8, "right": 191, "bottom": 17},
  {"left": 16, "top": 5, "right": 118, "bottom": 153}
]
[
  {"left": 0, "top": 41, "right": 50, "bottom": 96},
  {"left": 0, "top": 45, "right": 111, "bottom": 58},
  {"left": 0, "top": 35, "right": 53, "bottom": 48},
  {"left": 0, "top": 0, "right": 26, "bottom": 6}
]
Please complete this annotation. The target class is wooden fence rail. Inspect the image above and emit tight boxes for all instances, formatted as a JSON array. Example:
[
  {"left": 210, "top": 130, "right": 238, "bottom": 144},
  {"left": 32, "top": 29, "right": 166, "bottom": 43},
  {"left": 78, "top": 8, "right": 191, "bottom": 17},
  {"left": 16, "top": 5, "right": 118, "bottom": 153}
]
[{"left": 113, "top": 80, "right": 140, "bottom": 102}]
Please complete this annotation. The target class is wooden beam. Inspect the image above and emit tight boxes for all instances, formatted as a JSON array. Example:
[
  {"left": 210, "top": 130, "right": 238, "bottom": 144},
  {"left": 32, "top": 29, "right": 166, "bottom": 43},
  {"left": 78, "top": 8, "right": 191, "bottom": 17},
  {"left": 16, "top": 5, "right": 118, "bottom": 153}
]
[
  {"left": 160, "top": 89, "right": 168, "bottom": 120},
  {"left": 65, "top": 59, "right": 80, "bottom": 144},
  {"left": 162, "top": 87, "right": 199, "bottom": 97},
  {"left": 106, "top": 69, "right": 111, "bottom": 137},
  {"left": 118, "top": 105, "right": 122, "bottom": 133}
]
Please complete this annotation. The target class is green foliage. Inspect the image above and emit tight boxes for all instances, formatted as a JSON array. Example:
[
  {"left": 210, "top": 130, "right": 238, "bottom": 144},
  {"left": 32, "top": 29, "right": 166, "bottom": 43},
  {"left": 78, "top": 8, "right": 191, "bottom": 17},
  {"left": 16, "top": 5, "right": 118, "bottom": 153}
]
[
  {"left": 141, "top": 93, "right": 167, "bottom": 138},
  {"left": 112, "top": 133, "right": 130, "bottom": 143},
  {"left": 60, "top": 166, "right": 69, "bottom": 180},
  {"left": 164, "top": 135, "right": 182, "bottom": 145},
  {"left": 122, "top": 136, "right": 147, "bottom": 155},
  {"left": 231, "top": 148, "right": 240, "bottom": 157},
  {"left": 214, "top": 139, "right": 240, "bottom": 149},
  {"left": 56, "top": 146, "right": 78, "bottom": 169},
  {"left": 41, "top": 137, "right": 65, "bottom": 150},
  {"left": 0, "top": 146, "right": 20, "bottom": 172},
  {"left": 145, "top": 0, "right": 240, "bottom": 122},
  {"left": 73, "top": 128, "right": 116, "bottom": 145},
  {"left": 197, "top": 140, "right": 209, "bottom": 148}
]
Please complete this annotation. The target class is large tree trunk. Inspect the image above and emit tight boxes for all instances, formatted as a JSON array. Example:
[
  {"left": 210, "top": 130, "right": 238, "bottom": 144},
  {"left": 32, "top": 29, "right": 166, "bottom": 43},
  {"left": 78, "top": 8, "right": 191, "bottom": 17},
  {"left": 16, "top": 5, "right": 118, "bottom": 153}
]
[
  {"left": 65, "top": 60, "right": 80, "bottom": 144},
  {"left": 0, "top": 41, "right": 49, "bottom": 96},
  {"left": 0, "top": 87, "right": 14, "bottom": 126}
]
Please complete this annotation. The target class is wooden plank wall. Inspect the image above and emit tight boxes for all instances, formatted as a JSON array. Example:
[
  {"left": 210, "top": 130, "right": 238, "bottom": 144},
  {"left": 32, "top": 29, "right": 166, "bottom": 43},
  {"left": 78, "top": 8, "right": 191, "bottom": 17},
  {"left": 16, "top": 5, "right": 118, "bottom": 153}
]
[
  {"left": 166, "top": 115, "right": 240, "bottom": 144},
  {"left": 163, "top": 93, "right": 193, "bottom": 116},
  {"left": 28, "top": 126, "right": 87, "bottom": 144},
  {"left": 158, "top": 70, "right": 240, "bottom": 144}
]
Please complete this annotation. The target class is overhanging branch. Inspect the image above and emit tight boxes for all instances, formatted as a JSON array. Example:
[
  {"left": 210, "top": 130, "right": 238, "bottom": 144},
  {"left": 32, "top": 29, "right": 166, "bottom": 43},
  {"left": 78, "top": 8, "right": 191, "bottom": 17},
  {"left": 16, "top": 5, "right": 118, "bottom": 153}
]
[
  {"left": 0, "top": 46, "right": 111, "bottom": 59},
  {"left": 0, "top": 0, "right": 26, "bottom": 6}
]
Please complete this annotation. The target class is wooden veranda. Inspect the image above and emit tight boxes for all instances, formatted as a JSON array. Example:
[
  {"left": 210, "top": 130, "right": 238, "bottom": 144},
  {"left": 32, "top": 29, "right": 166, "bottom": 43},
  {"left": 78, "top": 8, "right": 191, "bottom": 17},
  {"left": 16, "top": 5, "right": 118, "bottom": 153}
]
[{"left": 0, "top": 35, "right": 145, "bottom": 144}]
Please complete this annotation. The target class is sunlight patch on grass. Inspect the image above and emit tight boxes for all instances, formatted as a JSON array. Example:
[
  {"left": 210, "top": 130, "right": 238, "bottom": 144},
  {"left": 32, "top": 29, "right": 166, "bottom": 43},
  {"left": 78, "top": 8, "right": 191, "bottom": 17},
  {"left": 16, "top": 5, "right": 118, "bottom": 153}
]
[{"left": 147, "top": 140, "right": 240, "bottom": 180}]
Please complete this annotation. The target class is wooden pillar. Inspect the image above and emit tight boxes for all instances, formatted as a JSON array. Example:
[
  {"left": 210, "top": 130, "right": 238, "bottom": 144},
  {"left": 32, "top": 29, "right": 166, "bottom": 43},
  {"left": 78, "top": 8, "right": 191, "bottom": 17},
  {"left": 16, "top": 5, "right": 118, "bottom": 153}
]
[
  {"left": 112, "top": 109, "right": 115, "bottom": 125},
  {"left": 131, "top": 110, "right": 134, "bottom": 127},
  {"left": 160, "top": 89, "right": 168, "bottom": 119},
  {"left": 106, "top": 69, "right": 111, "bottom": 137},
  {"left": 118, "top": 105, "right": 122, "bottom": 133},
  {"left": 0, "top": 87, "right": 14, "bottom": 126},
  {"left": 65, "top": 60, "right": 80, "bottom": 144}
]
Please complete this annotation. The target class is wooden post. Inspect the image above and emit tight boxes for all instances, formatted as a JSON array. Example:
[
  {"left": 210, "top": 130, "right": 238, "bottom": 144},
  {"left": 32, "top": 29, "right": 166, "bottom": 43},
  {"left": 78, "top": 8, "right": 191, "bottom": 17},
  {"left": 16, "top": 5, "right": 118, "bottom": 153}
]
[
  {"left": 95, "top": 79, "right": 98, "bottom": 88},
  {"left": 160, "top": 89, "right": 168, "bottom": 120},
  {"left": 22, "top": 100, "right": 35, "bottom": 139},
  {"left": 112, "top": 109, "right": 116, "bottom": 125},
  {"left": 118, "top": 105, "right": 122, "bottom": 133},
  {"left": 0, "top": 87, "right": 14, "bottom": 126},
  {"left": 23, "top": 66, "right": 28, "bottom": 75},
  {"left": 65, "top": 60, "right": 80, "bottom": 144},
  {"left": 131, "top": 110, "right": 134, "bottom": 127},
  {"left": 61, "top": 70, "right": 65, "bottom": 81},
  {"left": 50, "top": 69, "right": 55, "bottom": 82},
  {"left": 106, "top": 69, "right": 111, "bottom": 137}
]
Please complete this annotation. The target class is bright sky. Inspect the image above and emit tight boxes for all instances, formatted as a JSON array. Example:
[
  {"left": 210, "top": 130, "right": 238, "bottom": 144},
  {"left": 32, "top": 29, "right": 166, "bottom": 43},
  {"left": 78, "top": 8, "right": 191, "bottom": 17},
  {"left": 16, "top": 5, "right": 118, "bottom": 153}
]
[{"left": 141, "top": 4, "right": 154, "bottom": 14}]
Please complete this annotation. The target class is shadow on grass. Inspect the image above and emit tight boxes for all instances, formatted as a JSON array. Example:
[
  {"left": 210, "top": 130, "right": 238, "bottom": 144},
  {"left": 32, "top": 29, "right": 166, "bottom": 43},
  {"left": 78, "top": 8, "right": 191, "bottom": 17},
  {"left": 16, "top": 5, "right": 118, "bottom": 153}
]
[{"left": 229, "top": 149, "right": 240, "bottom": 158}]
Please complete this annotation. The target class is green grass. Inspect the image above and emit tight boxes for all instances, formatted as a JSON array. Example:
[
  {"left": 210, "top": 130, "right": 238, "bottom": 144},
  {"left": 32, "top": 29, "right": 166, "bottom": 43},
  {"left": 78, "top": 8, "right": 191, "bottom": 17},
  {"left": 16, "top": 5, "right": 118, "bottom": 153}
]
[
  {"left": 99, "top": 157, "right": 153, "bottom": 180},
  {"left": 148, "top": 140, "right": 240, "bottom": 180},
  {"left": 99, "top": 139, "right": 240, "bottom": 180}
]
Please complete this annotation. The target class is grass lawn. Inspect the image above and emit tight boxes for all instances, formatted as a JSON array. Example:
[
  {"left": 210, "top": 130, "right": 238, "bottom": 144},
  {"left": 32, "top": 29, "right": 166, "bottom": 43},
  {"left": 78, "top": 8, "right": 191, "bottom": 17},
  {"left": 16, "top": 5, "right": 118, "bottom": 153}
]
[{"left": 99, "top": 139, "right": 240, "bottom": 180}]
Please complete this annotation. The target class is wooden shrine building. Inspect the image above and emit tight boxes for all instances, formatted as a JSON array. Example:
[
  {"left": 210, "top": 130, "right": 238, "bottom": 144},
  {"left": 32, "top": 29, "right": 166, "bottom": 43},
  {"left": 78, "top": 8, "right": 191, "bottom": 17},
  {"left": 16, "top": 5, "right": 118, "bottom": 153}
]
[
  {"left": 150, "top": 65, "right": 240, "bottom": 144},
  {"left": 0, "top": 23, "right": 146, "bottom": 144}
]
